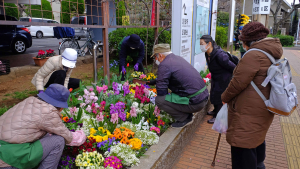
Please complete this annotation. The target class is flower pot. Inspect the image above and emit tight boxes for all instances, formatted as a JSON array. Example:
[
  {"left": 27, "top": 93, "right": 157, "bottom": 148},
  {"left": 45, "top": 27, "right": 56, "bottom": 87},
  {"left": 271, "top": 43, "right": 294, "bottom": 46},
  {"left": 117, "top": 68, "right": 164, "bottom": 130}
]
[
  {"left": 132, "top": 78, "right": 146, "bottom": 85},
  {"left": 33, "top": 57, "right": 49, "bottom": 66}
]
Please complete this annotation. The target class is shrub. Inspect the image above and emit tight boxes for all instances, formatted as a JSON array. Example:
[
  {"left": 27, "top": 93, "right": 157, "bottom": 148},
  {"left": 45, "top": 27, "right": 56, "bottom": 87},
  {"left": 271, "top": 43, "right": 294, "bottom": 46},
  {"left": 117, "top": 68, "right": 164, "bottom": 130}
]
[
  {"left": 215, "top": 26, "right": 228, "bottom": 48},
  {"left": 268, "top": 34, "right": 294, "bottom": 47},
  {"left": 61, "top": 0, "right": 85, "bottom": 24},
  {"left": 217, "top": 11, "right": 229, "bottom": 27},
  {"left": 27, "top": 0, "right": 53, "bottom": 19},
  {"left": 4, "top": 3, "right": 19, "bottom": 19},
  {"left": 108, "top": 28, "right": 171, "bottom": 61},
  {"left": 116, "top": 0, "right": 126, "bottom": 25}
]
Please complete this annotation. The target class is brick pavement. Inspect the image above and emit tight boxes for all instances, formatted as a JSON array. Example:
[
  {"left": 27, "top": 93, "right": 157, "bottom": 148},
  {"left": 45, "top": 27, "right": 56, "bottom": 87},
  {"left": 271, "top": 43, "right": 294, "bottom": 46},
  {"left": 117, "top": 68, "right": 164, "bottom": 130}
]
[{"left": 172, "top": 48, "right": 300, "bottom": 169}]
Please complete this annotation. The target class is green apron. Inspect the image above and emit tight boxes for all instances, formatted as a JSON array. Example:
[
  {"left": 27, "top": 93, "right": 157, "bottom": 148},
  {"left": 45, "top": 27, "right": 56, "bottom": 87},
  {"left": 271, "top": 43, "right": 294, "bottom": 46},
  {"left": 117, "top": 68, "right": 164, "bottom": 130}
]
[
  {"left": 165, "top": 86, "right": 207, "bottom": 105},
  {"left": 0, "top": 140, "right": 43, "bottom": 169},
  {"left": 118, "top": 36, "right": 139, "bottom": 58}
]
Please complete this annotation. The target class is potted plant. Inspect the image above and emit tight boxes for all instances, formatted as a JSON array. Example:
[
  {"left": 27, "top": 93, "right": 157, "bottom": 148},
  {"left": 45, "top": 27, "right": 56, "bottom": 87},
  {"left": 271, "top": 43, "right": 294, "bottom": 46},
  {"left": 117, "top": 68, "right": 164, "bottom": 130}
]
[
  {"left": 131, "top": 72, "right": 156, "bottom": 85},
  {"left": 33, "top": 49, "right": 56, "bottom": 66}
]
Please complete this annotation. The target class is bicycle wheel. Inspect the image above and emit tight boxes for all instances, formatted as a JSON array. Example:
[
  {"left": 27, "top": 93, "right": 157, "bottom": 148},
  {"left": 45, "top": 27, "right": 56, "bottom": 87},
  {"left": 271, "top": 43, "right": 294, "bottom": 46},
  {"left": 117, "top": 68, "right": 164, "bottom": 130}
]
[{"left": 59, "top": 39, "right": 80, "bottom": 55}]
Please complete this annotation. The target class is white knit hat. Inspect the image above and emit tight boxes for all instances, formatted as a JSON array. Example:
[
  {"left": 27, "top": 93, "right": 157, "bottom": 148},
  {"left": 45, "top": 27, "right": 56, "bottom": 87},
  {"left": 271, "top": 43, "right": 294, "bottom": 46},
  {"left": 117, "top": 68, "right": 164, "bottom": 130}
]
[{"left": 61, "top": 48, "right": 77, "bottom": 68}]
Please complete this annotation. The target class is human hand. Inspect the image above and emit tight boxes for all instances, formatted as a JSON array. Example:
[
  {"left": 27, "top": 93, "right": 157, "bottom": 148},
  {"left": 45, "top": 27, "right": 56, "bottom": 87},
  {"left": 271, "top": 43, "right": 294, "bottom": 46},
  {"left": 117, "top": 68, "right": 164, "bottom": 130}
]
[
  {"left": 222, "top": 102, "right": 226, "bottom": 105},
  {"left": 134, "top": 63, "right": 139, "bottom": 71},
  {"left": 122, "top": 66, "right": 126, "bottom": 74},
  {"left": 38, "top": 90, "right": 44, "bottom": 94}
]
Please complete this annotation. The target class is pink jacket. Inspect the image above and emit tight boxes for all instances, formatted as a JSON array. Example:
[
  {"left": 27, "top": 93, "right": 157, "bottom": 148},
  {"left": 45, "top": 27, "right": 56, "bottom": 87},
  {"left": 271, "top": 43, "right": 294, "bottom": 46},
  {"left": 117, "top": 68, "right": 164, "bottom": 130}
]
[{"left": 0, "top": 96, "right": 73, "bottom": 167}]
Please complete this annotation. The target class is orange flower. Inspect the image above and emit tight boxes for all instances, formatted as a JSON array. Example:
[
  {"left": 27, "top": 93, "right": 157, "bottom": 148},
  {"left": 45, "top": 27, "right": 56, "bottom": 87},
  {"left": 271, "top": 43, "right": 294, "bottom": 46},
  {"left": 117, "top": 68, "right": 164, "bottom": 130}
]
[
  {"left": 69, "top": 88, "right": 73, "bottom": 92},
  {"left": 63, "top": 117, "right": 69, "bottom": 122}
]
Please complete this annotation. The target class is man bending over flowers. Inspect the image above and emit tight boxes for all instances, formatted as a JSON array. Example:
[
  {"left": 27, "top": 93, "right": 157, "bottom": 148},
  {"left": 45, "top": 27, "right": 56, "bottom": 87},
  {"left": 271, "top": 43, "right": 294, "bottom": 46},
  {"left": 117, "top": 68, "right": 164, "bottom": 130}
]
[
  {"left": 0, "top": 84, "right": 86, "bottom": 169},
  {"left": 146, "top": 44, "right": 209, "bottom": 128}
]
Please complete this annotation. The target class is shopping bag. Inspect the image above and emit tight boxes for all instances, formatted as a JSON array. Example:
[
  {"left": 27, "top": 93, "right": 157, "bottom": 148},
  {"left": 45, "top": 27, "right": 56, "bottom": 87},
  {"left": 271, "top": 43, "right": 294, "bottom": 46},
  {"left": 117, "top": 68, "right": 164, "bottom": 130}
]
[{"left": 212, "top": 104, "right": 228, "bottom": 133}]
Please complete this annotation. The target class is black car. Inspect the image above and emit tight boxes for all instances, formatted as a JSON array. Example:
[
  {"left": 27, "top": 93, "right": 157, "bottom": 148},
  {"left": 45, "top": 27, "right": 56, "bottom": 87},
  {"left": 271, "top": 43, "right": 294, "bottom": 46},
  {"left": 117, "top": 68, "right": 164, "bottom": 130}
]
[{"left": 0, "top": 15, "right": 32, "bottom": 54}]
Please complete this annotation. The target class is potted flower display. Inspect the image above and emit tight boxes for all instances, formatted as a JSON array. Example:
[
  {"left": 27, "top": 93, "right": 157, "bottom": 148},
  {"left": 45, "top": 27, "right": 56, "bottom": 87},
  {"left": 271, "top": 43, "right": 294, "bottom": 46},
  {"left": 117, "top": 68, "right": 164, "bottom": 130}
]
[
  {"left": 131, "top": 72, "right": 156, "bottom": 85},
  {"left": 33, "top": 49, "right": 56, "bottom": 66}
]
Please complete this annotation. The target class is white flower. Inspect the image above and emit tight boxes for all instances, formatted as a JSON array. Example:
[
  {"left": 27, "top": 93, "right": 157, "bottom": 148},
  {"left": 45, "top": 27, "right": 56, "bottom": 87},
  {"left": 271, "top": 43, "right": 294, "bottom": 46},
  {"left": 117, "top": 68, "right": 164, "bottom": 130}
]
[{"left": 132, "top": 102, "right": 139, "bottom": 108}]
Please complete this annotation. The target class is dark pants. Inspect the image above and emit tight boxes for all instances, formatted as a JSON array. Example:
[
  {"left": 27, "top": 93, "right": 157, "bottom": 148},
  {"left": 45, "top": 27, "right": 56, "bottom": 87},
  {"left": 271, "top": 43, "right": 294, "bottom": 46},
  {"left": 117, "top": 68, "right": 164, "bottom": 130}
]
[
  {"left": 119, "top": 58, "right": 144, "bottom": 81},
  {"left": 213, "top": 104, "right": 223, "bottom": 118},
  {"left": 155, "top": 95, "right": 208, "bottom": 122},
  {"left": 231, "top": 141, "right": 266, "bottom": 169},
  {"left": 241, "top": 52, "right": 245, "bottom": 58},
  {"left": 45, "top": 70, "right": 81, "bottom": 89}
]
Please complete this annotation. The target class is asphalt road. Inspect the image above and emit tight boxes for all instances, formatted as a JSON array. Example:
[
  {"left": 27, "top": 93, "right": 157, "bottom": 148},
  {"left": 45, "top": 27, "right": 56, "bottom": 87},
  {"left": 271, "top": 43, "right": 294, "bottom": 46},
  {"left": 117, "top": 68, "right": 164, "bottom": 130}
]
[{"left": 0, "top": 37, "right": 86, "bottom": 67}]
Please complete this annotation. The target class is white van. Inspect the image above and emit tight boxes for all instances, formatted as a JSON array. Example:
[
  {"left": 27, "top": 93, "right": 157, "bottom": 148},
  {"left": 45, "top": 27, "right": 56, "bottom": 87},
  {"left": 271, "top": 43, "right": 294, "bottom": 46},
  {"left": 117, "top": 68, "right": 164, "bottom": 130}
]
[{"left": 19, "top": 17, "right": 59, "bottom": 38}]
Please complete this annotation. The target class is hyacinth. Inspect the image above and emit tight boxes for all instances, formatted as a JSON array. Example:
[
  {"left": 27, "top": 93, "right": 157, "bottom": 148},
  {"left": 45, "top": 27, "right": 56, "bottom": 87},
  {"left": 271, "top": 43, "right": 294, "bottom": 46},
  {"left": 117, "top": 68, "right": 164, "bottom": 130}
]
[
  {"left": 150, "top": 126, "right": 160, "bottom": 134},
  {"left": 111, "top": 113, "right": 118, "bottom": 124},
  {"left": 96, "top": 112, "right": 104, "bottom": 122},
  {"left": 110, "top": 102, "right": 126, "bottom": 121},
  {"left": 123, "top": 84, "right": 130, "bottom": 96},
  {"left": 83, "top": 89, "right": 98, "bottom": 104},
  {"left": 69, "top": 107, "right": 78, "bottom": 115},
  {"left": 134, "top": 86, "right": 150, "bottom": 103},
  {"left": 154, "top": 106, "right": 160, "bottom": 117},
  {"left": 104, "top": 156, "right": 122, "bottom": 169},
  {"left": 112, "top": 82, "right": 120, "bottom": 95},
  {"left": 96, "top": 85, "right": 108, "bottom": 94},
  {"left": 130, "top": 107, "right": 137, "bottom": 117}
]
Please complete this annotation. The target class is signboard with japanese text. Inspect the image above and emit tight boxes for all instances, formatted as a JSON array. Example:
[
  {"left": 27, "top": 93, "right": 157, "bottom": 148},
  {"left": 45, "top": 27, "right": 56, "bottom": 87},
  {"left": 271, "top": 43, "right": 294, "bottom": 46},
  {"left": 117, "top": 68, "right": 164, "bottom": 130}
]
[
  {"left": 252, "top": 0, "right": 271, "bottom": 15},
  {"left": 122, "top": 16, "right": 129, "bottom": 26},
  {"left": 150, "top": 0, "right": 156, "bottom": 26},
  {"left": 180, "top": 0, "right": 194, "bottom": 63}
]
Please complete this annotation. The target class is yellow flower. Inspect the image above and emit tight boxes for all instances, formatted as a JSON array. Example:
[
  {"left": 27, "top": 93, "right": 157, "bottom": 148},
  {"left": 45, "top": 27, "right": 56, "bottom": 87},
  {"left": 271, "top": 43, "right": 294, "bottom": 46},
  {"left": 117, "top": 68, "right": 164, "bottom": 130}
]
[
  {"left": 129, "top": 138, "right": 143, "bottom": 150},
  {"left": 126, "top": 112, "right": 130, "bottom": 119},
  {"left": 90, "top": 128, "right": 97, "bottom": 135},
  {"left": 157, "top": 116, "right": 161, "bottom": 120},
  {"left": 130, "top": 89, "right": 135, "bottom": 94},
  {"left": 98, "top": 127, "right": 105, "bottom": 133},
  {"left": 103, "top": 135, "right": 108, "bottom": 141},
  {"left": 95, "top": 136, "right": 103, "bottom": 142},
  {"left": 107, "top": 130, "right": 112, "bottom": 136}
]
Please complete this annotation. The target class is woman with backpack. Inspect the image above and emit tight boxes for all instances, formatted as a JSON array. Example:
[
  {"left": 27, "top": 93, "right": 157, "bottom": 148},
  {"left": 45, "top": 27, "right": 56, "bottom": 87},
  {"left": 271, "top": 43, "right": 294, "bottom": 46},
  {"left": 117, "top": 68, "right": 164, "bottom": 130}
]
[
  {"left": 200, "top": 35, "right": 236, "bottom": 124},
  {"left": 221, "top": 22, "right": 283, "bottom": 169}
]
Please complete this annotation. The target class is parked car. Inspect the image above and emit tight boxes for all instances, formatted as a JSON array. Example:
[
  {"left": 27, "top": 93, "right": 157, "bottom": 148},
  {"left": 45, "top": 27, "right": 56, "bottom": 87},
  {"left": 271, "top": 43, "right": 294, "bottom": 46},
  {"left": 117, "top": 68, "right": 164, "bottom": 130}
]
[
  {"left": 71, "top": 16, "right": 87, "bottom": 37},
  {"left": 0, "top": 15, "right": 32, "bottom": 54},
  {"left": 19, "top": 17, "right": 59, "bottom": 38}
]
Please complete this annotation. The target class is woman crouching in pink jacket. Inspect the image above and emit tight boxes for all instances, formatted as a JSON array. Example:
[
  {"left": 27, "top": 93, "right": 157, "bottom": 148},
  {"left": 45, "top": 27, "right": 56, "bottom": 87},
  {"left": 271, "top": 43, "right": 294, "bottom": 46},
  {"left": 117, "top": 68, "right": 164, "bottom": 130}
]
[{"left": 0, "top": 84, "right": 86, "bottom": 169}]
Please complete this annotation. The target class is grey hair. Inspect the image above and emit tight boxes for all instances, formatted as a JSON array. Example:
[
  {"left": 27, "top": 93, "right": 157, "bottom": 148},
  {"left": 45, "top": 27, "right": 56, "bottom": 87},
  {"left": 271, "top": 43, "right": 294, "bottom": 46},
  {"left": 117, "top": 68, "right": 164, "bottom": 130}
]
[{"left": 160, "top": 51, "right": 172, "bottom": 56}]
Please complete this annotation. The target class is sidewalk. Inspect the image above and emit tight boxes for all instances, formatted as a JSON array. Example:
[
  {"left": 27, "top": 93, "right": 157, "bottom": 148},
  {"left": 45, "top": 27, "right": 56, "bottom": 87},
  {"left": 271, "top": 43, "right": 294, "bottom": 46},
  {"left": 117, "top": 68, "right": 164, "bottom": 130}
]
[{"left": 173, "top": 48, "right": 300, "bottom": 169}]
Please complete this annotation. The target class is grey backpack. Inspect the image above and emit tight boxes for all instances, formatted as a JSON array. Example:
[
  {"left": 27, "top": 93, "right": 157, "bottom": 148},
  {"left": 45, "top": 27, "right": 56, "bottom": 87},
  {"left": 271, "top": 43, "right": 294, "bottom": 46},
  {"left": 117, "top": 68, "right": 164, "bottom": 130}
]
[{"left": 247, "top": 48, "right": 298, "bottom": 116}]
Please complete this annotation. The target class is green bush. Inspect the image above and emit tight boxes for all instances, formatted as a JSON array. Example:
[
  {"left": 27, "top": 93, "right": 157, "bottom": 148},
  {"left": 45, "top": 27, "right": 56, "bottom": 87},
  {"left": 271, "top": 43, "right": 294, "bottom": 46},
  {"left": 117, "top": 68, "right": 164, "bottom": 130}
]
[
  {"left": 215, "top": 26, "right": 228, "bottom": 48},
  {"left": 116, "top": 0, "right": 126, "bottom": 25},
  {"left": 27, "top": 0, "right": 53, "bottom": 19},
  {"left": 217, "top": 11, "right": 229, "bottom": 27},
  {"left": 61, "top": 0, "right": 85, "bottom": 24},
  {"left": 268, "top": 35, "right": 294, "bottom": 47},
  {"left": 4, "top": 3, "right": 19, "bottom": 19},
  {"left": 108, "top": 28, "right": 171, "bottom": 60}
]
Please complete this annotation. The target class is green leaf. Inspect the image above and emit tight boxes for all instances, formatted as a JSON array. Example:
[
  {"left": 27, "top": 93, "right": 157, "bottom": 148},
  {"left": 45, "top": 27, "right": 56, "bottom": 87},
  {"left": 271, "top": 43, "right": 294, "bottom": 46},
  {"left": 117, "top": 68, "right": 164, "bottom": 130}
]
[{"left": 77, "top": 108, "right": 83, "bottom": 122}]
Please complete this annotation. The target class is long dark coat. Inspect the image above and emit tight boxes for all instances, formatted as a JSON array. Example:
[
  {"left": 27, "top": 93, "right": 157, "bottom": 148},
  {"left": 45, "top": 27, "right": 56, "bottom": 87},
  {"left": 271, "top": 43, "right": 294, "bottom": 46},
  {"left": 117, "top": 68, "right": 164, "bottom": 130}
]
[{"left": 205, "top": 46, "right": 236, "bottom": 105}]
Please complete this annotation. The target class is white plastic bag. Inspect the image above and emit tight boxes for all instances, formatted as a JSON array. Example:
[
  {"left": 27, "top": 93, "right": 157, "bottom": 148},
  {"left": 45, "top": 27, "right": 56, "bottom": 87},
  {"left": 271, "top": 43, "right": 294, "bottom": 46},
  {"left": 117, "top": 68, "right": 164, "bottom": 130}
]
[{"left": 212, "top": 104, "right": 228, "bottom": 133}]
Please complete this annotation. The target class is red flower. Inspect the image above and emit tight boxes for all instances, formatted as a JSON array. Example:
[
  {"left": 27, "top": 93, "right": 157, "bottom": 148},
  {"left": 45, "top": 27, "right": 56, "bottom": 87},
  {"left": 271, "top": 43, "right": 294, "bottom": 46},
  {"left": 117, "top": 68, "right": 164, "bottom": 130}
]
[
  {"left": 92, "top": 148, "right": 96, "bottom": 151},
  {"left": 127, "top": 63, "right": 129, "bottom": 67},
  {"left": 38, "top": 50, "right": 45, "bottom": 56},
  {"left": 79, "top": 146, "right": 84, "bottom": 150},
  {"left": 203, "top": 79, "right": 206, "bottom": 83},
  {"left": 87, "top": 148, "right": 92, "bottom": 152}
]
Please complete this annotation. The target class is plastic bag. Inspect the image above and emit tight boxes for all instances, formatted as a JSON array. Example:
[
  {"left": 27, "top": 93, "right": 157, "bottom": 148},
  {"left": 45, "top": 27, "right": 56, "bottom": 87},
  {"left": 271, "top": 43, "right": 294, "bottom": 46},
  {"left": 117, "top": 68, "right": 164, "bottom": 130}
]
[{"left": 212, "top": 104, "right": 228, "bottom": 133}]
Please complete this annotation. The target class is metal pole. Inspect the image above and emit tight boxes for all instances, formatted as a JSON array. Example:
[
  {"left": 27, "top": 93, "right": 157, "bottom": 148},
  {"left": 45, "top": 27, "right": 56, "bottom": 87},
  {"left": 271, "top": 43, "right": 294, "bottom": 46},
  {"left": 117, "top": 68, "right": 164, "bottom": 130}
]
[
  {"left": 296, "top": 19, "right": 300, "bottom": 46},
  {"left": 92, "top": 43, "right": 99, "bottom": 85},
  {"left": 227, "top": 0, "right": 235, "bottom": 53},
  {"left": 242, "top": 0, "right": 245, "bottom": 14}
]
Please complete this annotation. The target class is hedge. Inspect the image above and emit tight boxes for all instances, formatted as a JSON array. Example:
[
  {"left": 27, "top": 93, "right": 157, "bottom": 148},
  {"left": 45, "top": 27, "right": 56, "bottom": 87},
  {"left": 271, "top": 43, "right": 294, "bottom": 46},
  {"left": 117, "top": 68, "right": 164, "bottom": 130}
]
[
  {"left": 215, "top": 26, "right": 228, "bottom": 48},
  {"left": 217, "top": 11, "right": 229, "bottom": 27},
  {"left": 61, "top": 0, "right": 85, "bottom": 24},
  {"left": 116, "top": 0, "right": 126, "bottom": 25},
  {"left": 27, "top": 0, "right": 53, "bottom": 19},
  {"left": 108, "top": 28, "right": 171, "bottom": 61},
  {"left": 4, "top": 3, "right": 19, "bottom": 19},
  {"left": 268, "top": 34, "right": 294, "bottom": 47}
]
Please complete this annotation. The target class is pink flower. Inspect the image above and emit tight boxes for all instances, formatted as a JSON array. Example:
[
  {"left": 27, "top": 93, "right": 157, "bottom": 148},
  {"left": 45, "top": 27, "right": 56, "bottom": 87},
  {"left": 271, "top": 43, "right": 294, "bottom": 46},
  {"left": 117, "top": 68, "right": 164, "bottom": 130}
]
[
  {"left": 78, "top": 96, "right": 83, "bottom": 101},
  {"left": 205, "top": 73, "right": 211, "bottom": 79},
  {"left": 154, "top": 106, "right": 160, "bottom": 117},
  {"left": 130, "top": 107, "right": 137, "bottom": 117},
  {"left": 143, "top": 88, "right": 149, "bottom": 97},
  {"left": 38, "top": 50, "right": 45, "bottom": 56},
  {"left": 86, "top": 105, "right": 92, "bottom": 113},
  {"left": 96, "top": 85, "right": 108, "bottom": 94},
  {"left": 111, "top": 113, "right": 118, "bottom": 124},
  {"left": 150, "top": 127, "right": 160, "bottom": 134},
  {"left": 89, "top": 88, "right": 94, "bottom": 92},
  {"left": 124, "top": 81, "right": 129, "bottom": 86},
  {"left": 139, "top": 74, "right": 146, "bottom": 79},
  {"left": 69, "top": 107, "right": 78, "bottom": 115},
  {"left": 80, "top": 103, "right": 86, "bottom": 108},
  {"left": 96, "top": 112, "right": 104, "bottom": 122}
]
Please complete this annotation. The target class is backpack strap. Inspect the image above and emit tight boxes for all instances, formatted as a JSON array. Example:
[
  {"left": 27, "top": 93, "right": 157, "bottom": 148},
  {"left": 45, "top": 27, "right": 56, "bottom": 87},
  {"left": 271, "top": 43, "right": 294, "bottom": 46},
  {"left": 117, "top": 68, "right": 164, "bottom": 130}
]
[
  {"left": 246, "top": 48, "right": 277, "bottom": 64},
  {"left": 251, "top": 81, "right": 267, "bottom": 102}
]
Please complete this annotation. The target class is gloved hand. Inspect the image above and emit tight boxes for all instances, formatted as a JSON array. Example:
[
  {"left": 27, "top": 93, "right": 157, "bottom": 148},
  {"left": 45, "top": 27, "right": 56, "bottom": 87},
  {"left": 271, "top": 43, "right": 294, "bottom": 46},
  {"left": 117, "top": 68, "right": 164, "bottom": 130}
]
[
  {"left": 122, "top": 66, "right": 126, "bottom": 74},
  {"left": 38, "top": 90, "right": 44, "bottom": 94},
  {"left": 146, "top": 80, "right": 157, "bottom": 86},
  {"left": 134, "top": 63, "right": 139, "bottom": 71},
  {"left": 67, "top": 129, "right": 86, "bottom": 146}
]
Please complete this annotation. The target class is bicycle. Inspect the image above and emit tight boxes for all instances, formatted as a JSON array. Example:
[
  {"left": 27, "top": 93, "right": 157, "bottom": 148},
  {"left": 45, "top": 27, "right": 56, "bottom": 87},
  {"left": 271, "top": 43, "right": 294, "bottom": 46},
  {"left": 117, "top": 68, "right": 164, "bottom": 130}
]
[{"left": 58, "top": 28, "right": 103, "bottom": 57}]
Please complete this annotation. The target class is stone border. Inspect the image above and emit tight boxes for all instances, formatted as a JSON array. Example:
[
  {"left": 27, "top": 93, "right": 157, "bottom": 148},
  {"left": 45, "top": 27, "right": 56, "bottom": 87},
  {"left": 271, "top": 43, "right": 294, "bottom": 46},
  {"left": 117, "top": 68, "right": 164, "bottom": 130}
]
[
  {"left": 0, "top": 55, "right": 102, "bottom": 83},
  {"left": 132, "top": 99, "right": 211, "bottom": 169}
]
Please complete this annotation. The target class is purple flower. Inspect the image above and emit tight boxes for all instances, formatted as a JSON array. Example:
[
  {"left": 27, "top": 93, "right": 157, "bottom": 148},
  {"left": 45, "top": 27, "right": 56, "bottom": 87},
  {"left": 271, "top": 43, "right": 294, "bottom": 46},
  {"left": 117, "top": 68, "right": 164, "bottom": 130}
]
[
  {"left": 146, "top": 148, "right": 148, "bottom": 151},
  {"left": 62, "top": 160, "right": 68, "bottom": 166},
  {"left": 119, "top": 112, "right": 126, "bottom": 121},
  {"left": 108, "top": 148, "right": 111, "bottom": 152},
  {"left": 78, "top": 123, "right": 83, "bottom": 127},
  {"left": 66, "top": 156, "right": 70, "bottom": 161},
  {"left": 141, "top": 144, "right": 144, "bottom": 147},
  {"left": 123, "top": 84, "right": 130, "bottom": 96},
  {"left": 70, "top": 129, "right": 75, "bottom": 132},
  {"left": 143, "top": 84, "right": 150, "bottom": 89}
]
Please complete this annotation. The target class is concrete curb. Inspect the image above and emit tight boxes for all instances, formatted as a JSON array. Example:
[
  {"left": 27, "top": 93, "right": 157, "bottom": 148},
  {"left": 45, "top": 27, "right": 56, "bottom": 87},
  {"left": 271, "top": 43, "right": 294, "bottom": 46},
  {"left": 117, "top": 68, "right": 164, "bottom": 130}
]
[
  {"left": 0, "top": 55, "right": 102, "bottom": 83},
  {"left": 132, "top": 99, "right": 211, "bottom": 169}
]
